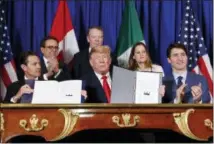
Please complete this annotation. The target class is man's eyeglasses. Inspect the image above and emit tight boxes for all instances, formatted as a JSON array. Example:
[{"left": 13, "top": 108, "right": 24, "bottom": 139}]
[{"left": 45, "top": 46, "right": 59, "bottom": 50}]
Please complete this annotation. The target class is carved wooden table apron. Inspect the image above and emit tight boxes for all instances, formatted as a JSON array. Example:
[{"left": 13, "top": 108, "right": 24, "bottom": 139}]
[{"left": 0, "top": 104, "right": 213, "bottom": 142}]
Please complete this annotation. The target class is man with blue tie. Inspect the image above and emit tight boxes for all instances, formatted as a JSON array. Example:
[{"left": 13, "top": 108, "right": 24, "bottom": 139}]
[{"left": 162, "top": 43, "right": 210, "bottom": 103}]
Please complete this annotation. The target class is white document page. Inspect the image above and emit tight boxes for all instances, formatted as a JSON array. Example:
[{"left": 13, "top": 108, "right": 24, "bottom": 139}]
[
  {"left": 135, "top": 72, "right": 162, "bottom": 104},
  {"left": 32, "top": 80, "right": 82, "bottom": 104},
  {"left": 58, "top": 80, "right": 82, "bottom": 104},
  {"left": 32, "top": 81, "right": 59, "bottom": 104}
]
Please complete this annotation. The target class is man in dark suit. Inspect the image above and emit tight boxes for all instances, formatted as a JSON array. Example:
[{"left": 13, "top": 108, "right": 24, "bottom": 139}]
[
  {"left": 4, "top": 51, "right": 87, "bottom": 103},
  {"left": 82, "top": 45, "right": 112, "bottom": 103},
  {"left": 71, "top": 26, "right": 118, "bottom": 79},
  {"left": 4, "top": 51, "right": 41, "bottom": 103},
  {"left": 162, "top": 43, "right": 210, "bottom": 103},
  {"left": 40, "top": 36, "right": 71, "bottom": 81}
]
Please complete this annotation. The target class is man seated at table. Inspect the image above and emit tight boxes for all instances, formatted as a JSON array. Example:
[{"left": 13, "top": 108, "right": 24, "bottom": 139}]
[
  {"left": 3, "top": 51, "right": 87, "bottom": 103},
  {"left": 81, "top": 45, "right": 112, "bottom": 103},
  {"left": 162, "top": 43, "right": 211, "bottom": 103}
]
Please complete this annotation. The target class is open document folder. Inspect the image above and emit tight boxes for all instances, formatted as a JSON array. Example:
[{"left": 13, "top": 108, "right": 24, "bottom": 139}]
[
  {"left": 32, "top": 80, "right": 82, "bottom": 104},
  {"left": 111, "top": 66, "right": 163, "bottom": 104}
]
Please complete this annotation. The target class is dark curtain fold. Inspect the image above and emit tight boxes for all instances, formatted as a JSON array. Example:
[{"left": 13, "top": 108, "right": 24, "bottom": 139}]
[{"left": 7, "top": 0, "right": 213, "bottom": 74}]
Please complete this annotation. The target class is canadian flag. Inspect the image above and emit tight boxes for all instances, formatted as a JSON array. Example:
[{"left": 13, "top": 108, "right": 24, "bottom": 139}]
[{"left": 49, "top": 0, "right": 79, "bottom": 65}]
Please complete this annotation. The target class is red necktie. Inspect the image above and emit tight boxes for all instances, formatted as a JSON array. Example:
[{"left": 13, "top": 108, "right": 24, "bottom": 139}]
[{"left": 102, "top": 75, "right": 111, "bottom": 103}]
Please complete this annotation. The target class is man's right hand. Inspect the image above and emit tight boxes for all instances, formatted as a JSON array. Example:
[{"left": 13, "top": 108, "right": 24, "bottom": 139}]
[
  {"left": 13, "top": 84, "right": 34, "bottom": 103},
  {"left": 44, "top": 70, "right": 54, "bottom": 79},
  {"left": 176, "top": 83, "right": 187, "bottom": 103}
]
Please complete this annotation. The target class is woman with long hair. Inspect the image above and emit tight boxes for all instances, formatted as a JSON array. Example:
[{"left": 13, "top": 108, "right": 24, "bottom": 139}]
[{"left": 128, "top": 42, "right": 164, "bottom": 75}]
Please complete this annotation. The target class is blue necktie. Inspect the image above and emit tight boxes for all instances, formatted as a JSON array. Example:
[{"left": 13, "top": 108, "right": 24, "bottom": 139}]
[{"left": 177, "top": 76, "right": 183, "bottom": 88}]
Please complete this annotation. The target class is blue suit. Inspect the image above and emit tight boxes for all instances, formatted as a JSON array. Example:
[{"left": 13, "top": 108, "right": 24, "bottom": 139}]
[{"left": 162, "top": 72, "right": 210, "bottom": 103}]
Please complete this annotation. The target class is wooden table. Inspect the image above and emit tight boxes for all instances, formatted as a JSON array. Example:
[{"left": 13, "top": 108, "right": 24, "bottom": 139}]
[{"left": 0, "top": 104, "right": 213, "bottom": 142}]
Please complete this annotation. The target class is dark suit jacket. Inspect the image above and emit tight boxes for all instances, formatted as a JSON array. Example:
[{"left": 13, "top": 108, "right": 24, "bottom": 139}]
[
  {"left": 4, "top": 77, "right": 87, "bottom": 104},
  {"left": 81, "top": 71, "right": 109, "bottom": 103},
  {"left": 162, "top": 72, "right": 210, "bottom": 103},
  {"left": 3, "top": 77, "right": 43, "bottom": 103},
  {"left": 40, "top": 57, "right": 71, "bottom": 81},
  {"left": 71, "top": 48, "right": 118, "bottom": 79},
  {"left": 4, "top": 80, "right": 25, "bottom": 103}
]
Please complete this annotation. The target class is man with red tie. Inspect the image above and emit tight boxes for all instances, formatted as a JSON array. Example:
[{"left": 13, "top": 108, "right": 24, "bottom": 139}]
[{"left": 81, "top": 45, "right": 112, "bottom": 103}]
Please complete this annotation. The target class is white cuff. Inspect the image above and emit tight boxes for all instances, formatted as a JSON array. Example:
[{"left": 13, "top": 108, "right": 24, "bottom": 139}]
[
  {"left": 10, "top": 96, "right": 17, "bottom": 103},
  {"left": 174, "top": 98, "right": 181, "bottom": 104},
  {"left": 43, "top": 74, "right": 48, "bottom": 80},
  {"left": 54, "top": 69, "right": 62, "bottom": 78}
]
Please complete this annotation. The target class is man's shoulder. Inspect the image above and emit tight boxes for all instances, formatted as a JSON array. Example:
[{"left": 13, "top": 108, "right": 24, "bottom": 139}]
[
  {"left": 8, "top": 80, "right": 24, "bottom": 89},
  {"left": 81, "top": 71, "right": 94, "bottom": 79},
  {"left": 74, "top": 49, "right": 88, "bottom": 57},
  {"left": 187, "top": 72, "right": 206, "bottom": 80}
]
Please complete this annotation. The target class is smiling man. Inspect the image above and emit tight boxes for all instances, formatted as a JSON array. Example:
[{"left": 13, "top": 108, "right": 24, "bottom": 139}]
[
  {"left": 162, "top": 43, "right": 210, "bottom": 103},
  {"left": 4, "top": 51, "right": 41, "bottom": 103},
  {"left": 40, "top": 36, "right": 71, "bottom": 81}
]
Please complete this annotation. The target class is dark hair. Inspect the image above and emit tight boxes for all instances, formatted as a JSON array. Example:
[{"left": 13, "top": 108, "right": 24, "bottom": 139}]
[
  {"left": 128, "top": 42, "right": 152, "bottom": 70},
  {"left": 167, "top": 43, "right": 188, "bottom": 58},
  {"left": 40, "top": 36, "right": 59, "bottom": 48},
  {"left": 19, "top": 51, "right": 37, "bottom": 65},
  {"left": 87, "top": 26, "right": 104, "bottom": 36}
]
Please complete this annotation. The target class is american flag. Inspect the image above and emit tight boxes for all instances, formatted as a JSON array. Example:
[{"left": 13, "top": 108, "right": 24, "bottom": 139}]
[
  {"left": 177, "top": 0, "right": 213, "bottom": 98},
  {"left": 0, "top": 0, "right": 18, "bottom": 102}
]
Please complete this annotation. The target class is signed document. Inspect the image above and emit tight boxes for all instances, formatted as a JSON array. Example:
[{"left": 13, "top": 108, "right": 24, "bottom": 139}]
[
  {"left": 111, "top": 66, "right": 162, "bottom": 104},
  {"left": 135, "top": 71, "right": 162, "bottom": 104},
  {"left": 32, "top": 80, "right": 82, "bottom": 104}
]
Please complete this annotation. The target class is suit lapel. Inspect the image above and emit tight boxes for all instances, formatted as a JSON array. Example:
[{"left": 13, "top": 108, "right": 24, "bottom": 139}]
[
  {"left": 168, "top": 74, "right": 177, "bottom": 100},
  {"left": 40, "top": 57, "right": 48, "bottom": 74}
]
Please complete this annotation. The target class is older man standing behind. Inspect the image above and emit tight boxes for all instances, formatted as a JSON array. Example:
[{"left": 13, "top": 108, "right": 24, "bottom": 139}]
[{"left": 71, "top": 26, "right": 118, "bottom": 79}]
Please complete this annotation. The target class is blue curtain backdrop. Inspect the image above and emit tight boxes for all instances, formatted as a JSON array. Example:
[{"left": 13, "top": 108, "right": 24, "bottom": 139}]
[{"left": 6, "top": 0, "right": 213, "bottom": 75}]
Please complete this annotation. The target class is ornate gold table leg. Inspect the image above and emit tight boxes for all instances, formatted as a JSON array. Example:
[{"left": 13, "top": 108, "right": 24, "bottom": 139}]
[
  {"left": 50, "top": 109, "right": 79, "bottom": 141},
  {"left": 173, "top": 109, "right": 206, "bottom": 141}
]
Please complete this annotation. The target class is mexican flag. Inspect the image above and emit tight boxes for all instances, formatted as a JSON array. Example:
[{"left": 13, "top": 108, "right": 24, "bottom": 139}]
[{"left": 116, "top": 0, "right": 145, "bottom": 68}]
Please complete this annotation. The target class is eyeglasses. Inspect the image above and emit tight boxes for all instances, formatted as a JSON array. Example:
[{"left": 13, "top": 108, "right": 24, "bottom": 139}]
[{"left": 45, "top": 46, "right": 59, "bottom": 50}]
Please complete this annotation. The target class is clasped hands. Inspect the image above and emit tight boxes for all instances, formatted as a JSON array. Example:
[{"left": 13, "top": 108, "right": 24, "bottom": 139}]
[
  {"left": 175, "top": 83, "right": 202, "bottom": 103},
  {"left": 46, "top": 57, "right": 59, "bottom": 78}
]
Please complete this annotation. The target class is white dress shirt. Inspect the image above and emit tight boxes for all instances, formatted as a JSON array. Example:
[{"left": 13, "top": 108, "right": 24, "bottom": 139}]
[
  {"left": 173, "top": 71, "right": 187, "bottom": 85},
  {"left": 94, "top": 72, "right": 111, "bottom": 89}
]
